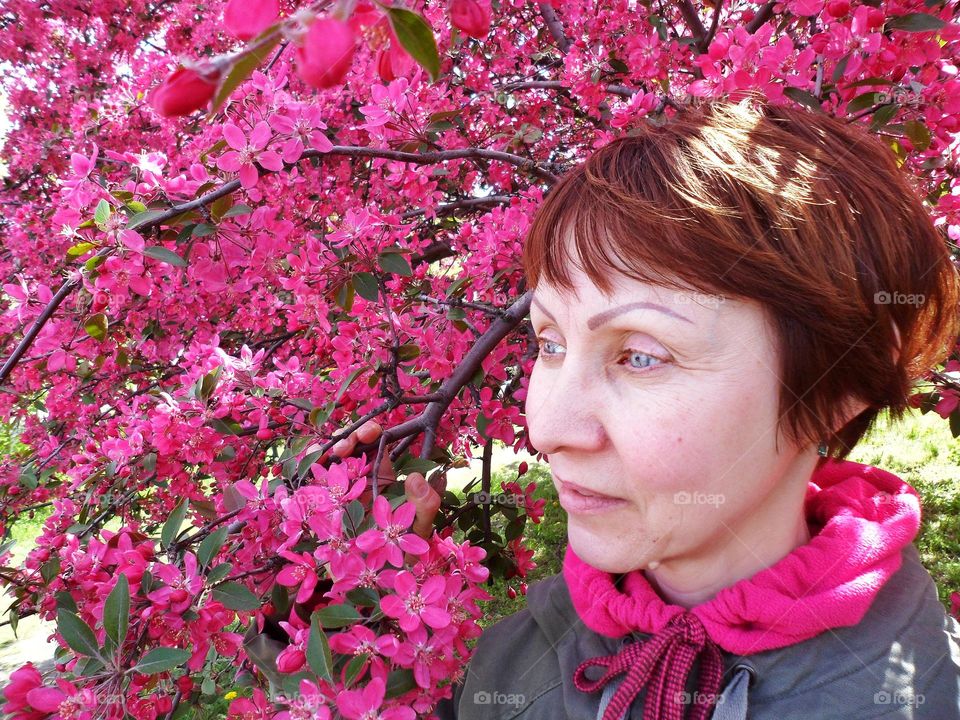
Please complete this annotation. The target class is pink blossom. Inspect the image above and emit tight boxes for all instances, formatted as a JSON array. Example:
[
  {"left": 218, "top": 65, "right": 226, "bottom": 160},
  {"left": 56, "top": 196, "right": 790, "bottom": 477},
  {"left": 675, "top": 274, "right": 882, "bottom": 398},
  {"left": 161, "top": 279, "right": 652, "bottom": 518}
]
[
  {"left": 2, "top": 664, "right": 46, "bottom": 720},
  {"left": 217, "top": 122, "right": 284, "bottom": 189},
  {"left": 276, "top": 549, "right": 320, "bottom": 604},
  {"left": 223, "top": 0, "right": 279, "bottom": 42},
  {"left": 380, "top": 571, "right": 451, "bottom": 632},
  {"left": 268, "top": 103, "right": 333, "bottom": 164},
  {"left": 336, "top": 677, "right": 415, "bottom": 720},
  {"left": 227, "top": 688, "right": 273, "bottom": 719},
  {"left": 296, "top": 17, "right": 357, "bottom": 90},
  {"left": 356, "top": 495, "right": 430, "bottom": 568},
  {"left": 151, "top": 67, "right": 218, "bottom": 117},
  {"left": 449, "top": 0, "right": 491, "bottom": 39}
]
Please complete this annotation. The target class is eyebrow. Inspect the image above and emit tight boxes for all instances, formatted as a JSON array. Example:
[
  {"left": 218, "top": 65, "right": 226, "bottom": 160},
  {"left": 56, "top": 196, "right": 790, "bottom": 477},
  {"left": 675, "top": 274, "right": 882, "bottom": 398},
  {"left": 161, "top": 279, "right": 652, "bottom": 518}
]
[{"left": 531, "top": 296, "right": 693, "bottom": 330}]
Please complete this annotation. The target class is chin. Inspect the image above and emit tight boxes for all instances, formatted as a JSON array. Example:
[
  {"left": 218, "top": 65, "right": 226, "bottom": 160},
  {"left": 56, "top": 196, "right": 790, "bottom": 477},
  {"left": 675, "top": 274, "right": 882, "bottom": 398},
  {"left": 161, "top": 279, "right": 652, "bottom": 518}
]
[{"left": 568, "top": 530, "right": 647, "bottom": 574}]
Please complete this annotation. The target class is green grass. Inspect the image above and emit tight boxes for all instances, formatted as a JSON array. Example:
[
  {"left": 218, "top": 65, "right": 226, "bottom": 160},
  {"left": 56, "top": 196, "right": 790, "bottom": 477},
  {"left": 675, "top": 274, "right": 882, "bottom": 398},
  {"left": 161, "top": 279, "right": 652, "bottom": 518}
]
[{"left": 847, "top": 408, "right": 960, "bottom": 608}]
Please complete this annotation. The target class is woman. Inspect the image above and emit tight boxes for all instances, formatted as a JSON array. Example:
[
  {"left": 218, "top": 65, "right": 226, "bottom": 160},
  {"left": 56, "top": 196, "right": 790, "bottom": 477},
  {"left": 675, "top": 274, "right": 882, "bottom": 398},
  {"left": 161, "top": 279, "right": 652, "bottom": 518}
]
[{"left": 334, "top": 97, "right": 960, "bottom": 719}]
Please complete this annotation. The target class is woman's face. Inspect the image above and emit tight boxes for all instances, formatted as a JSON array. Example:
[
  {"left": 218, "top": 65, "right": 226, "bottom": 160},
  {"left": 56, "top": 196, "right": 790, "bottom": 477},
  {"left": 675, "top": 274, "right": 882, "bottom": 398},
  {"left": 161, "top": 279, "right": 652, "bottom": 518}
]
[{"left": 525, "top": 263, "right": 816, "bottom": 575}]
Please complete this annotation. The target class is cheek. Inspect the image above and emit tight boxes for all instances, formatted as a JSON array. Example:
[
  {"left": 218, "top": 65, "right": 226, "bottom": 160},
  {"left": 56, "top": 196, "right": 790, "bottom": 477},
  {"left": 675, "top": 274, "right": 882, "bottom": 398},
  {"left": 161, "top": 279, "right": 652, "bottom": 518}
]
[{"left": 614, "top": 398, "right": 713, "bottom": 493}]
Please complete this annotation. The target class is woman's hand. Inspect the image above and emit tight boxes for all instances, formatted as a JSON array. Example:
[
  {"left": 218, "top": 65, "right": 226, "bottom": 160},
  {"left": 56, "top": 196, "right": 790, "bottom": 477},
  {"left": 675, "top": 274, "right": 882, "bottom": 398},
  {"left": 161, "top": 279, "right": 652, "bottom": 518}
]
[{"left": 321, "top": 420, "right": 444, "bottom": 541}]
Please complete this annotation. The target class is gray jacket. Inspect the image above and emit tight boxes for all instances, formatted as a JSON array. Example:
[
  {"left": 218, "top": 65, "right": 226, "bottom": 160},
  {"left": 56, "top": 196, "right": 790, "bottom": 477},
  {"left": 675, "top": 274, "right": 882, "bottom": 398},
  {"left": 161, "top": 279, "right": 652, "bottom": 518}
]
[{"left": 433, "top": 544, "right": 960, "bottom": 719}]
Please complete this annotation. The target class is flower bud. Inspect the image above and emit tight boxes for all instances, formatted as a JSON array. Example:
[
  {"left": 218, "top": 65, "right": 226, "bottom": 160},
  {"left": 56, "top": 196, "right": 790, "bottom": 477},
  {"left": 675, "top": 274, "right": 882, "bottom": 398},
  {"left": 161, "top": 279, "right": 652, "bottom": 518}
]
[
  {"left": 507, "top": 586, "right": 517, "bottom": 599},
  {"left": 376, "top": 38, "right": 415, "bottom": 83},
  {"left": 150, "top": 67, "right": 218, "bottom": 117},
  {"left": 296, "top": 17, "right": 357, "bottom": 89},
  {"left": 825, "top": 0, "right": 849, "bottom": 17},
  {"left": 223, "top": 0, "right": 279, "bottom": 41},
  {"left": 449, "top": 0, "right": 491, "bottom": 39},
  {"left": 518, "top": 461, "right": 528, "bottom": 476}
]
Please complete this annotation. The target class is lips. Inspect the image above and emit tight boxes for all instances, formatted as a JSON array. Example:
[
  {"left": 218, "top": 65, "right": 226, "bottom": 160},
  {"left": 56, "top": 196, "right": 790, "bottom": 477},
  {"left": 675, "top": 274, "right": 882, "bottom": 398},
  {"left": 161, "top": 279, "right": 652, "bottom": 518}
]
[{"left": 556, "top": 475, "right": 620, "bottom": 500}]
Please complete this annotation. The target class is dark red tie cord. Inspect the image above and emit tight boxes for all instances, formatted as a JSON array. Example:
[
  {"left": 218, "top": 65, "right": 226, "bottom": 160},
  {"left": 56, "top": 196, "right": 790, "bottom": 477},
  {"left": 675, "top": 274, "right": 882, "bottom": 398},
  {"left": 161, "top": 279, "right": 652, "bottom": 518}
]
[{"left": 573, "top": 612, "right": 724, "bottom": 720}]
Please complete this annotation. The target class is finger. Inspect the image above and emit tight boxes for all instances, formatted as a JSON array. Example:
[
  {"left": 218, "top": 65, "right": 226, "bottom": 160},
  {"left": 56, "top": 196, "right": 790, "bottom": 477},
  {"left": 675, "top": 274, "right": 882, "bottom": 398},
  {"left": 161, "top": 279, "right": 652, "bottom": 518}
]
[
  {"left": 405, "top": 472, "right": 441, "bottom": 540},
  {"left": 356, "top": 420, "right": 382, "bottom": 444}
]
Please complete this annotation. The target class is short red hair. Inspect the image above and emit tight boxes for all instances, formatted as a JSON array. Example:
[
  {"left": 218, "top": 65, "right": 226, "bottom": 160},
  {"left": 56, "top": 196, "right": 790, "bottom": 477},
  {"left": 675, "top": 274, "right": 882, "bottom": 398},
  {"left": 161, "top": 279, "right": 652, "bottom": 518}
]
[{"left": 522, "top": 96, "right": 960, "bottom": 459}]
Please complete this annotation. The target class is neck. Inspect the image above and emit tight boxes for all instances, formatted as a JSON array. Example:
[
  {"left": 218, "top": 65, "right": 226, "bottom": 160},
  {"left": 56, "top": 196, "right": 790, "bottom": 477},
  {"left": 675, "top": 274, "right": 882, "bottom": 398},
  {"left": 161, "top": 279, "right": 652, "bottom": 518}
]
[{"left": 643, "top": 452, "right": 819, "bottom": 609}]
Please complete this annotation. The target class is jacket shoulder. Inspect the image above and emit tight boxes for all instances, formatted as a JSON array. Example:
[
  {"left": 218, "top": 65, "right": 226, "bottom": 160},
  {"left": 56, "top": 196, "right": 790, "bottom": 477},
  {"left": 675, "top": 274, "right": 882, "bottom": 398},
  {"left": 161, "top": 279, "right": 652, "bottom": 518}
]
[
  {"left": 746, "top": 544, "right": 960, "bottom": 719},
  {"left": 433, "top": 575, "right": 569, "bottom": 720}
]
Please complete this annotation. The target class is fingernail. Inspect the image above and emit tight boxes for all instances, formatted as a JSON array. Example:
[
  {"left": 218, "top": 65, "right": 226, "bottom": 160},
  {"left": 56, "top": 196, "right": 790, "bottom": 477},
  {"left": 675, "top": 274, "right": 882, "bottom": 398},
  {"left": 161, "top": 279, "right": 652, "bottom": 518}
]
[{"left": 409, "top": 475, "right": 429, "bottom": 498}]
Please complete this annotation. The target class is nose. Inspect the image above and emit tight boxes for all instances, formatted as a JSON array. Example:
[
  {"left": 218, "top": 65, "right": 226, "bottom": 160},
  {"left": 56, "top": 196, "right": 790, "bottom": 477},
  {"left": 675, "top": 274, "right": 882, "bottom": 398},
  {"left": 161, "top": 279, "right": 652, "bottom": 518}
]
[{"left": 525, "top": 353, "right": 608, "bottom": 456}]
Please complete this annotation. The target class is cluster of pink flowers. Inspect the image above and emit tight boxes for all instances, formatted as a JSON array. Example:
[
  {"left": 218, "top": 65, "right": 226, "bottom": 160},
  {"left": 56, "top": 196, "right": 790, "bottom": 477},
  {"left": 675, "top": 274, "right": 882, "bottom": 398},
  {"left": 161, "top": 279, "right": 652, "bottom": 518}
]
[{"left": 2, "top": 456, "right": 497, "bottom": 718}]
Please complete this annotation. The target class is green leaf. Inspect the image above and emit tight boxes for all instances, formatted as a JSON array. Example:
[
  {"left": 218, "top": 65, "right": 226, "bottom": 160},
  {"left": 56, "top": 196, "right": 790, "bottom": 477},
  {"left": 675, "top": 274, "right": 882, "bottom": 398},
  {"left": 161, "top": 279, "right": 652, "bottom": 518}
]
[
  {"left": 76, "top": 656, "right": 105, "bottom": 676},
  {"left": 904, "top": 119, "right": 932, "bottom": 151},
  {"left": 379, "top": 252, "right": 412, "bottom": 277},
  {"left": 505, "top": 515, "right": 527, "bottom": 541},
  {"left": 386, "top": 8, "right": 440, "bottom": 81},
  {"left": 886, "top": 12, "right": 945, "bottom": 31},
  {"left": 208, "top": 418, "right": 241, "bottom": 435},
  {"left": 57, "top": 609, "right": 102, "bottom": 658},
  {"left": 336, "top": 281, "right": 355, "bottom": 311},
  {"left": 212, "top": 582, "right": 262, "bottom": 611},
  {"left": 210, "top": 194, "right": 234, "bottom": 221},
  {"left": 869, "top": 102, "right": 899, "bottom": 130},
  {"left": 397, "top": 343, "right": 420, "bottom": 361},
  {"left": 143, "top": 246, "right": 188, "bottom": 267},
  {"left": 125, "top": 200, "right": 148, "bottom": 215},
  {"left": 94, "top": 200, "right": 111, "bottom": 228},
  {"left": 346, "top": 587, "right": 380, "bottom": 607},
  {"left": 950, "top": 408, "right": 960, "bottom": 438},
  {"left": 223, "top": 203, "right": 254, "bottom": 218},
  {"left": 395, "top": 455, "right": 438, "bottom": 476},
  {"left": 846, "top": 91, "right": 884, "bottom": 114},
  {"left": 132, "top": 647, "right": 192, "bottom": 675},
  {"left": 306, "top": 612, "right": 334, "bottom": 682},
  {"left": 385, "top": 668, "right": 417, "bottom": 698},
  {"left": 198, "top": 526, "right": 229, "bottom": 569},
  {"left": 67, "top": 241, "right": 97, "bottom": 258},
  {"left": 206, "top": 562, "right": 234, "bottom": 585},
  {"left": 160, "top": 500, "right": 189, "bottom": 549},
  {"left": 83, "top": 313, "right": 108, "bottom": 340},
  {"left": 210, "top": 32, "right": 282, "bottom": 115},
  {"left": 192, "top": 223, "right": 216, "bottom": 237},
  {"left": 315, "top": 603, "right": 361, "bottom": 629},
  {"left": 343, "top": 652, "right": 369, "bottom": 686},
  {"left": 445, "top": 277, "right": 470, "bottom": 298},
  {"left": 103, "top": 574, "right": 129, "bottom": 649},
  {"left": 831, "top": 53, "right": 851, "bottom": 84},
  {"left": 783, "top": 87, "right": 822, "bottom": 113},
  {"left": 353, "top": 272, "right": 379, "bottom": 302}
]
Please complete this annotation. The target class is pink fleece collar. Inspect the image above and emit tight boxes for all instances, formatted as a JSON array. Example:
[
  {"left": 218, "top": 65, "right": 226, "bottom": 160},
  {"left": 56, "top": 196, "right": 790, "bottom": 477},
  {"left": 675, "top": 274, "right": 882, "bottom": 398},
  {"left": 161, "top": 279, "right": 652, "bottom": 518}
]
[{"left": 563, "top": 459, "right": 922, "bottom": 655}]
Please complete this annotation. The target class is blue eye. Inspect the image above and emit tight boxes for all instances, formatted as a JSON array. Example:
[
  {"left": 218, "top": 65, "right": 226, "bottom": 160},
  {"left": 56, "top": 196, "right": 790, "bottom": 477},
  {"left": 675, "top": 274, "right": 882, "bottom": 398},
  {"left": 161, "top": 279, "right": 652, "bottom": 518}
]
[
  {"left": 536, "top": 338, "right": 664, "bottom": 373},
  {"left": 538, "top": 339, "right": 564, "bottom": 357},
  {"left": 621, "top": 349, "right": 662, "bottom": 371}
]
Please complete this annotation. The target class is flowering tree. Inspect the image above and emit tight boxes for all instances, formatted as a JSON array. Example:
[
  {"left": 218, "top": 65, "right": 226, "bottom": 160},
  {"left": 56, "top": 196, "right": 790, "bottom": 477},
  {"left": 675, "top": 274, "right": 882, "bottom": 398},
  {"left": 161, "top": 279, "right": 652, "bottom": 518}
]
[{"left": 2, "top": 0, "right": 960, "bottom": 717}]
